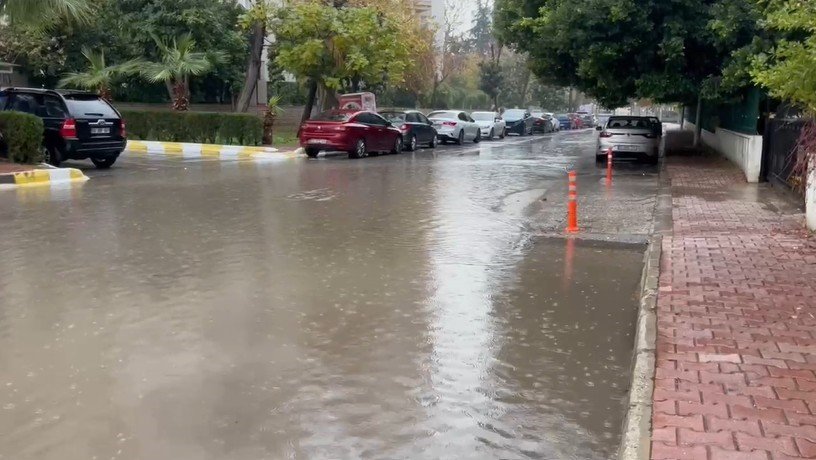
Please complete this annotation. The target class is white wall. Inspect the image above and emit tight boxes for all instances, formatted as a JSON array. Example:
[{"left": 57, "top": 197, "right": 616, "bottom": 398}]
[{"left": 683, "top": 122, "right": 763, "bottom": 183}]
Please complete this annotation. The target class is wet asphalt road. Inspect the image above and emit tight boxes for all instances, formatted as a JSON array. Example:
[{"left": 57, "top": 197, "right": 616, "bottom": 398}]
[{"left": 0, "top": 130, "right": 660, "bottom": 459}]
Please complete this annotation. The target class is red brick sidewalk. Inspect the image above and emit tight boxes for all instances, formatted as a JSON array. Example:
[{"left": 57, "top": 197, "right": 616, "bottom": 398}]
[{"left": 652, "top": 156, "right": 816, "bottom": 459}]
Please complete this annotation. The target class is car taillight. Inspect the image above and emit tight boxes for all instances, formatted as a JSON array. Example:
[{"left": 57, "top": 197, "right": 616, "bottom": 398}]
[
  {"left": 599, "top": 131, "right": 613, "bottom": 138},
  {"left": 332, "top": 125, "right": 347, "bottom": 132},
  {"left": 60, "top": 118, "right": 77, "bottom": 139},
  {"left": 120, "top": 120, "right": 127, "bottom": 138},
  {"left": 443, "top": 121, "right": 457, "bottom": 127}
]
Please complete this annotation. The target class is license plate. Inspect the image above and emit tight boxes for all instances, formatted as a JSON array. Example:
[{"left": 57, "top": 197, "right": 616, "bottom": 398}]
[
  {"left": 90, "top": 128, "right": 110, "bottom": 135},
  {"left": 309, "top": 139, "right": 328, "bottom": 144},
  {"left": 616, "top": 144, "right": 638, "bottom": 152}
]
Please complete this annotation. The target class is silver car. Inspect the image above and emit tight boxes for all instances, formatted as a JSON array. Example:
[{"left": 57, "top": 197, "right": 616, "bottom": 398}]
[{"left": 596, "top": 116, "right": 662, "bottom": 164}]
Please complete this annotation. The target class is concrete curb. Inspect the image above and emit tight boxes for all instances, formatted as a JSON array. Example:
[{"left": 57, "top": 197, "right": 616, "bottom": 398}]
[
  {"left": 0, "top": 167, "right": 89, "bottom": 189},
  {"left": 617, "top": 234, "right": 660, "bottom": 460},
  {"left": 126, "top": 140, "right": 301, "bottom": 160},
  {"left": 618, "top": 160, "right": 672, "bottom": 460}
]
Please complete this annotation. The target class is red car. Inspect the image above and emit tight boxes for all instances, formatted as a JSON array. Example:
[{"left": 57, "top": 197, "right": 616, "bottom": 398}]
[{"left": 299, "top": 110, "right": 403, "bottom": 159}]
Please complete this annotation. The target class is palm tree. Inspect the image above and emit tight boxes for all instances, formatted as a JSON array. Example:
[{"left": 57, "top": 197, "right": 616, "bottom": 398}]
[
  {"left": 0, "top": 0, "right": 90, "bottom": 25},
  {"left": 263, "top": 95, "right": 283, "bottom": 145},
  {"left": 140, "top": 34, "right": 224, "bottom": 111},
  {"left": 57, "top": 48, "right": 139, "bottom": 102}
]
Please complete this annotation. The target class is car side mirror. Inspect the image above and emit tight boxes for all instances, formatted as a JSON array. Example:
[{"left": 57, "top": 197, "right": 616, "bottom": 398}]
[{"left": 596, "top": 125, "right": 603, "bottom": 131}]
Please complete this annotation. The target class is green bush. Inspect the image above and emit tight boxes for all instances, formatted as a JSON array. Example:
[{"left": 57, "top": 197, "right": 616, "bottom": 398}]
[
  {"left": 120, "top": 110, "right": 264, "bottom": 146},
  {"left": 0, "top": 111, "right": 45, "bottom": 164}
]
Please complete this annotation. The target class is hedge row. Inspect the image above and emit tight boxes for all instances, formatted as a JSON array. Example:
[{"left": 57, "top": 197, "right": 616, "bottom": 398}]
[
  {"left": 121, "top": 110, "right": 264, "bottom": 146},
  {"left": 0, "top": 111, "right": 44, "bottom": 164}
]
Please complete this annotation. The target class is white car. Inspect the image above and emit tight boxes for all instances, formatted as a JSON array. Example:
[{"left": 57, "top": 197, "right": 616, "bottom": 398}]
[
  {"left": 545, "top": 112, "right": 560, "bottom": 131},
  {"left": 428, "top": 110, "right": 481, "bottom": 145},
  {"left": 471, "top": 111, "right": 506, "bottom": 140}
]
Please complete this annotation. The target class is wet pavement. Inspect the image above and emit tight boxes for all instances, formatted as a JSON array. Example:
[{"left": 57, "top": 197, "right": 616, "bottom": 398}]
[{"left": 0, "top": 131, "right": 660, "bottom": 459}]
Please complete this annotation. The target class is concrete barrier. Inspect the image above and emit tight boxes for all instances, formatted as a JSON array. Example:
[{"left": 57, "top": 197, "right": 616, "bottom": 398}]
[
  {"left": 683, "top": 122, "right": 763, "bottom": 182},
  {"left": 0, "top": 167, "right": 88, "bottom": 189}
]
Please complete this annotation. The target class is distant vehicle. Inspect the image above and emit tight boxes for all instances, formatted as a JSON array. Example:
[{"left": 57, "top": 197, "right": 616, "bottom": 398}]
[
  {"left": 531, "top": 111, "right": 555, "bottom": 133},
  {"left": 503, "top": 109, "right": 534, "bottom": 136},
  {"left": 471, "top": 111, "right": 506, "bottom": 140},
  {"left": 596, "top": 113, "right": 613, "bottom": 128},
  {"left": 555, "top": 114, "right": 572, "bottom": 130},
  {"left": 427, "top": 110, "right": 481, "bottom": 144},
  {"left": 546, "top": 113, "right": 561, "bottom": 131},
  {"left": 596, "top": 116, "right": 662, "bottom": 164},
  {"left": 298, "top": 110, "right": 403, "bottom": 159},
  {"left": 0, "top": 87, "right": 126, "bottom": 168},
  {"left": 580, "top": 113, "right": 596, "bottom": 128},
  {"left": 569, "top": 114, "right": 584, "bottom": 129},
  {"left": 379, "top": 109, "right": 438, "bottom": 151}
]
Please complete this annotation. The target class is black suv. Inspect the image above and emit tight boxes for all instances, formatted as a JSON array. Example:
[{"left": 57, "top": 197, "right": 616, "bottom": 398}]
[{"left": 0, "top": 88, "right": 126, "bottom": 168}]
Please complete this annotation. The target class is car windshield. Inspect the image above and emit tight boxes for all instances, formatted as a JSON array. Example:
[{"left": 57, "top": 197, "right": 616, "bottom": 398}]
[
  {"left": 607, "top": 117, "right": 654, "bottom": 129},
  {"left": 379, "top": 112, "right": 405, "bottom": 123},
  {"left": 428, "top": 111, "right": 458, "bottom": 119},
  {"left": 504, "top": 109, "right": 525, "bottom": 119},
  {"left": 63, "top": 95, "right": 118, "bottom": 118},
  {"left": 312, "top": 111, "right": 352, "bottom": 122},
  {"left": 471, "top": 112, "right": 495, "bottom": 121}
]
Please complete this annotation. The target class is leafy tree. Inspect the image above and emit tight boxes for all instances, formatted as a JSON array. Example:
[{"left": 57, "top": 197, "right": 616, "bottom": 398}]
[
  {"left": 275, "top": 0, "right": 415, "bottom": 118},
  {"left": 494, "top": 0, "right": 761, "bottom": 107},
  {"left": 478, "top": 59, "right": 503, "bottom": 110},
  {"left": 140, "top": 34, "right": 224, "bottom": 111},
  {"left": 57, "top": 48, "right": 140, "bottom": 101},
  {"left": 0, "top": 0, "right": 90, "bottom": 25},
  {"left": 751, "top": 0, "right": 816, "bottom": 113}
]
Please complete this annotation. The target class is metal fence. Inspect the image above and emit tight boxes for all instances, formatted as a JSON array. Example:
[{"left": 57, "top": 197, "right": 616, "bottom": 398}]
[{"left": 761, "top": 118, "right": 806, "bottom": 190}]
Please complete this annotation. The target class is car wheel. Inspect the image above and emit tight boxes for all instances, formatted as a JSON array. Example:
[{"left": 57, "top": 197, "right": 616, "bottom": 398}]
[
  {"left": 349, "top": 139, "right": 367, "bottom": 159},
  {"left": 595, "top": 153, "right": 606, "bottom": 163},
  {"left": 391, "top": 136, "right": 403, "bottom": 154},
  {"left": 305, "top": 148, "right": 320, "bottom": 158},
  {"left": 473, "top": 130, "right": 481, "bottom": 143},
  {"left": 91, "top": 156, "right": 117, "bottom": 169},
  {"left": 489, "top": 128, "right": 495, "bottom": 140},
  {"left": 456, "top": 130, "right": 464, "bottom": 145},
  {"left": 500, "top": 129, "right": 505, "bottom": 139},
  {"left": 42, "top": 144, "right": 61, "bottom": 167},
  {"left": 407, "top": 135, "right": 417, "bottom": 152},
  {"left": 429, "top": 136, "right": 438, "bottom": 148}
]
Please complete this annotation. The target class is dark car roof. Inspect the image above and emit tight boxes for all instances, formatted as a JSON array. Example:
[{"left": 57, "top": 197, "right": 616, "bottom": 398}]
[
  {"left": 379, "top": 109, "right": 423, "bottom": 113},
  {"left": 1, "top": 87, "right": 97, "bottom": 97}
]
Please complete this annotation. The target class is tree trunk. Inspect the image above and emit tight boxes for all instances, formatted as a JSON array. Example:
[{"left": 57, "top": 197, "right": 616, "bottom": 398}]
[
  {"left": 172, "top": 81, "right": 189, "bottom": 111},
  {"left": 165, "top": 80, "right": 174, "bottom": 102},
  {"left": 262, "top": 112, "right": 275, "bottom": 145},
  {"left": 236, "top": 21, "right": 266, "bottom": 113},
  {"left": 694, "top": 92, "right": 703, "bottom": 147},
  {"left": 301, "top": 79, "right": 318, "bottom": 124}
]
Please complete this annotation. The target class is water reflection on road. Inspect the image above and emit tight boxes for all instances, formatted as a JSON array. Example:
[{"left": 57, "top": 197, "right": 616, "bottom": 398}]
[{"left": 0, "top": 132, "right": 653, "bottom": 459}]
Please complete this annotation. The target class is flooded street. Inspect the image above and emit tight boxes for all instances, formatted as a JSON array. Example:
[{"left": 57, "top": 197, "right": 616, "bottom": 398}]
[{"left": 0, "top": 131, "right": 659, "bottom": 459}]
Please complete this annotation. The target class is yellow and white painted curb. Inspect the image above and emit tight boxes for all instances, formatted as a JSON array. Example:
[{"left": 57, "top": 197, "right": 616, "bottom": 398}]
[
  {"left": 0, "top": 167, "right": 89, "bottom": 189},
  {"left": 126, "top": 140, "right": 302, "bottom": 161}
]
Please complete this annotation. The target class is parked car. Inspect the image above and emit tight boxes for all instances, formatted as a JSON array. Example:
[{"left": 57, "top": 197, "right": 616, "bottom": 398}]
[
  {"left": 580, "top": 113, "right": 596, "bottom": 128},
  {"left": 379, "top": 109, "right": 438, "bottom": 151},
  {"left": 0, "top": 87, "right": 126, "bottom": 168},
  {"left": 298, "top": 110, "right": 403, "bottom": 159},
  {"left": 596, "top": 116, "right": 662, "bottom": 164},
  {"left": 427, "top": 110, "right": 481, "bottom": 144},
  {"left": 503, "top": 109, "right": 534, "bottom": 136},
  {"left": 531, "top": 111, "right": 555, "bottom": 133},
  {"left": 555, "top": 114, "right": 572, "bottom": 130},
  {"left": 546, "top": 113, "right": 561, "bottom": 131},
  {"left": 471, "top": 111, "right": 506, "bottom": 140},
  {"left": 569, "top": 114, "right": 584, "bottom": 129}
]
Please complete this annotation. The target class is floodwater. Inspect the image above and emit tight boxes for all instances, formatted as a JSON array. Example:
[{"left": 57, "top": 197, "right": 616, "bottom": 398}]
[{"left": 0, "top": 132, "right": 656, "bottom": 459}]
